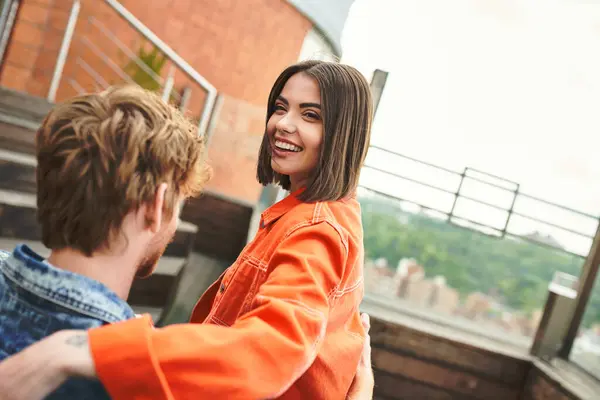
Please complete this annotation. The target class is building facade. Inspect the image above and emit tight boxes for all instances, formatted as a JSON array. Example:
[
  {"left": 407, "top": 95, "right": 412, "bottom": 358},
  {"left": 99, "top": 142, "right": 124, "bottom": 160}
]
[{"left": 0, "top": 0, "right": 356, "bottom": 202}]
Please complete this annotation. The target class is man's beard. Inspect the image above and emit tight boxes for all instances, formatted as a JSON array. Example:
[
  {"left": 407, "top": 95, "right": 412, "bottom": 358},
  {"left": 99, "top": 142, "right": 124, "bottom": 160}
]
[
  {"left": 135, "top": 227, "right": 176, "bottom": 278},
  {"left": 135, "top": 247, "right": 165, "bottom": 278}
]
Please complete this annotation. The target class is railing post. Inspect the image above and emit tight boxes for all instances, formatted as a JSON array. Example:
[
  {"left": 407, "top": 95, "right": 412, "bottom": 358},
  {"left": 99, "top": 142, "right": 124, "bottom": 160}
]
[
  {"left": 0, "top": 0, "right": 19, "bottom": 66},
  {"left": 102, "top": 0, "right": 218, "bottom": 137},
  {"left": 369, "top": 69, "right": 388, "bottom": 117},
  {"left": 200, "top": 92, "right": 220, "bottom": 143},
  {"left": 198, "top": 90, "right": 217, "bottom": 138},
  {"left": 179, "top": 86, "right": 192, "bottom": 111},
  {"left": 161, "top": 66, "right": 175, "bottom": 102},
  {"left": 47, "top": 0, "right": 80, "bottom": 102},
  {"left": 0, "top": 0, "right": 14, "bottom": 36},
  {"left": 558, "top": 222, "right": 600, "bottom": 358},
  {"left": 501, "top": 183, "right": 519, "bottom": 237},
  {"left": 447, "top": 167, "right": 466, "bottom": 221}
]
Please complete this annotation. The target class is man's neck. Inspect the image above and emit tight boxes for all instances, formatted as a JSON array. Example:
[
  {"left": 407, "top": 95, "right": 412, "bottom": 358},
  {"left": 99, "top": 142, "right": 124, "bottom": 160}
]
[{"left": 47, "top": 248, "right": 138, "bottom": 300}]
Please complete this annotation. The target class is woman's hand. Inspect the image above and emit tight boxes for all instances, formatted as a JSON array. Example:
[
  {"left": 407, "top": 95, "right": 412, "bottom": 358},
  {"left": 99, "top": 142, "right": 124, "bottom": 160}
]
[
  {"left": 0, "top": 330, "right": 96, "bottom": 400},
  {"left": 347, "top": 313, "right": 375, "bottom": 400}
]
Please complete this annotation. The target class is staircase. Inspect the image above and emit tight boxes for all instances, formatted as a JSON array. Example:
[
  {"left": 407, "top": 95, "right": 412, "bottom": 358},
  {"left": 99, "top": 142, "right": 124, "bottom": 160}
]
[
  {"left": 0, "top": 0, "right": 259, "bottom": 325},
  {"left": 0, "top": 87, "right": 198, "bottom": 323}
]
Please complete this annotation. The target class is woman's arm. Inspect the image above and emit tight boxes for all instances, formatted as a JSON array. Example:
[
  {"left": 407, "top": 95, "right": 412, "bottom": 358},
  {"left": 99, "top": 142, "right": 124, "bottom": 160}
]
[
  {"left": 0, "top": 223, "right": 351, "bottom": 400},
  {"left": 0, "top": 313, "right": 374, "bottom": 400}
]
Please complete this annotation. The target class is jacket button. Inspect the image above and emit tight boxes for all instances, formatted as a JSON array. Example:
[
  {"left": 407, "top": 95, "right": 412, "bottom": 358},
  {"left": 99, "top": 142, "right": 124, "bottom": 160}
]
[{"left": 220, "top": 283, "right": 226, "bottom": 293}]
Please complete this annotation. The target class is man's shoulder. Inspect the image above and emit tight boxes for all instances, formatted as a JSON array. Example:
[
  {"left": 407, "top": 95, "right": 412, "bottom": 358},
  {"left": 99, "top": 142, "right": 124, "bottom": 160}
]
[
  {"left": 0, "top": 246, "right": 135, "bottom": 324},
  {"left": 0, "top": 249, "right": 10, "bottom": 262},
  {"left": 0, "top": 250, "right": 10, "bottom": 277}
]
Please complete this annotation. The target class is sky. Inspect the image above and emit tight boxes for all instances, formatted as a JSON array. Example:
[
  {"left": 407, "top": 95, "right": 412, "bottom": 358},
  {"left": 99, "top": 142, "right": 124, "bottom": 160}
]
[{"left": 338, "top": 0, "right": 600, "bottom": 256}]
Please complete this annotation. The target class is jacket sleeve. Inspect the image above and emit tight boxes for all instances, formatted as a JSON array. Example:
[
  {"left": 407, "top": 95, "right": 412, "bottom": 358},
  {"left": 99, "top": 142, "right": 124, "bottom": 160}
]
[{"left": 89, "top": 222, "right": 347, "bottom": 400}]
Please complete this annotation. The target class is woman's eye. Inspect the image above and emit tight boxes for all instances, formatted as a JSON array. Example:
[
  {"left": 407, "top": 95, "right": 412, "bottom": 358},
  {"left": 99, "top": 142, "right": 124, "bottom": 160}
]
[
  {"left": 305, "top": 112, "right": 320, "bottom": 120},
  {"left": 274, "top": 104, "right": 286, "bottom": 112}
]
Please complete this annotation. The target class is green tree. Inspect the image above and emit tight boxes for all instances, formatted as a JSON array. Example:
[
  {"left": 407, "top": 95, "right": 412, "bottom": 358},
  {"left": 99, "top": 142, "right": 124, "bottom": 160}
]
[
  {"left": 359, "top": 195, "right": 599, "bottom": 326},
  {"left": 124, "top": 43, "right": 168, "bottom": 92}
]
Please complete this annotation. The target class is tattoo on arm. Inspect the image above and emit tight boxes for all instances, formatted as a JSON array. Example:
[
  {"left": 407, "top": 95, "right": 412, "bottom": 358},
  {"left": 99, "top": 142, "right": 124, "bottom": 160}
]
[{"left": 65, "top": 334, "right": 88, "bottom": 348}]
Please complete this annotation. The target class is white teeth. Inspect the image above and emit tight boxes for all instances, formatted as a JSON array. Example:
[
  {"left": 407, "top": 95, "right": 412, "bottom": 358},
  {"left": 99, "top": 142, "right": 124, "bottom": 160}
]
[{"left": 275, "top": 140, "right": 302, "bottom": 152}]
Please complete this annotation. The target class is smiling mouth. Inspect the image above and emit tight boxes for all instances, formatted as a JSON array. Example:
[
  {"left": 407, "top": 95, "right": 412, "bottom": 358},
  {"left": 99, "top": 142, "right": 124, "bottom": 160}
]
[{"left": 273, "top": 139, "right": 303, "bottom": 153}]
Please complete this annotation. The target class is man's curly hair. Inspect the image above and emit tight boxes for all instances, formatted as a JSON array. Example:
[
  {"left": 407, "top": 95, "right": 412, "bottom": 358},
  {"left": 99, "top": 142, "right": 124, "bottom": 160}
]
[{"left": 36, "top": 85, "right": 210, "bottom": 256}]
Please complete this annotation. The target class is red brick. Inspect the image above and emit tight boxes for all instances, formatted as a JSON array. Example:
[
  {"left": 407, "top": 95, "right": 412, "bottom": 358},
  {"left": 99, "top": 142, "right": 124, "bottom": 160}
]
[
  {"left": 32, "top": 47, "right": 59, "bottom": 77},
  {"left": 47, "top": 8, "right": 69, "bottom": 31},
  {"left": 3, "top": 42, "right": 39, "bottom": 67},
  {"left": 25, "top": 79, "right": 50, "bottom": 97},
  {"left": 52, "top": 0, "right": 75, "bottom": 11},
  {"left": 0, "top": 64, "right": 31, "bottom": 91},
  {"left": 19, "top": 2, "right": 51, "bottom": 26},
  {"left": 11, "top": 19, "right": 45, "bottom": 48}
]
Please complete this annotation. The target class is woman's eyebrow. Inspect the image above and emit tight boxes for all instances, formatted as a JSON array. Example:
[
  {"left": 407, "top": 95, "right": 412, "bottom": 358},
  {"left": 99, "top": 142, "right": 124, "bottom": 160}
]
[
  {"left": 277, "top": 95, "right": 320, "bottom": 109},
  {"left": 300, "top": 102, "right": 321, "bottom": 109}
]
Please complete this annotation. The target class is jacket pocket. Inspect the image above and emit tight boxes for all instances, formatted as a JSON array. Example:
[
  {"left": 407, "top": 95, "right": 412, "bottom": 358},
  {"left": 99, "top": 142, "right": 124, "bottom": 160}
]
[{"left": 208, "top": 255, "right": 267, "bottom": 326}]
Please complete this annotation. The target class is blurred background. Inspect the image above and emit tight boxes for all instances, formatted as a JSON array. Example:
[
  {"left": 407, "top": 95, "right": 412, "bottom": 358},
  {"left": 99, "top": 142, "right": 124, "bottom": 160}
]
[{"left": 0, "top": 0, "right": 599, "bottom": 398}]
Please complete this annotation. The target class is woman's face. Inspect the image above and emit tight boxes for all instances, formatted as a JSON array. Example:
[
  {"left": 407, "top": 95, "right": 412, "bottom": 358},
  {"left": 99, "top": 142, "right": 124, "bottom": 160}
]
[{"left": 266, "top": 72, "right": 323, "bottom": 192}]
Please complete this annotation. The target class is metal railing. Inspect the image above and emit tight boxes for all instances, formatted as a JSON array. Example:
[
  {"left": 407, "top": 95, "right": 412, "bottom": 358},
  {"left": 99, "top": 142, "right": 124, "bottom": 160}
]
[
  {"left": 360, "top": 145, "right": 599, "bottom": 258},
  {"left": 0, "top": 0, "right": 18, "bottom": 64},
  {"left": 39, "top": 0, "right": 217, "bottom": 138}
]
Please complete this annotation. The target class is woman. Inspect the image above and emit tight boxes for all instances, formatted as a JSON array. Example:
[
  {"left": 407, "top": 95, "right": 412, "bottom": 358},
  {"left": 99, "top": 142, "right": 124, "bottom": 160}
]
[{"left": 0, "top": 60, "right": 373, "bottom": 399}]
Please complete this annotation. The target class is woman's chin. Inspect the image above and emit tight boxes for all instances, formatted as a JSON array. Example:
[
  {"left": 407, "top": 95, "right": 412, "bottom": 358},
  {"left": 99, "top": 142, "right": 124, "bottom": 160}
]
[{"left": 271, "top": 162, "right": 294, "bottom": 176}]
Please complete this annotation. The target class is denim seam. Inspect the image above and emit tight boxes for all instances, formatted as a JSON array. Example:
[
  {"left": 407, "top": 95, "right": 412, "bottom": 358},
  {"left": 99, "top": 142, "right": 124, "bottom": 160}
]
[
  {"left": 1, "top": 263, "right": 124, "bottom": 323},
  {"left": 1, "top": 268, "right": 120, "bottom": 324}
]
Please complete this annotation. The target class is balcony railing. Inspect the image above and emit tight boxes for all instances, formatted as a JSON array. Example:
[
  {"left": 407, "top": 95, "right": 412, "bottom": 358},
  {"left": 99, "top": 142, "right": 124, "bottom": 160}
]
[
  {"left": 360, "top": 145, "right": 599, "bottom": 258},
  {"left": 3, "top": 0, "right": 218, "bottom": 139}
]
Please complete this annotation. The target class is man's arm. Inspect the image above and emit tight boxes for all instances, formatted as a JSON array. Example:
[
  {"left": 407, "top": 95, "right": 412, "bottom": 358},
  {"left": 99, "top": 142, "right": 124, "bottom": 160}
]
[
  {"left": 0, "top": 330, "right": 95, "bottom": 400},
  {"left": 0, "top": 223, "right": 350, "bottom": 400}
]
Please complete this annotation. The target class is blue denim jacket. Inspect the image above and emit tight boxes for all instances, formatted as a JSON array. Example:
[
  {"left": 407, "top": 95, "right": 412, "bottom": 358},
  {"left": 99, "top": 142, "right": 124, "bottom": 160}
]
[{"left": 0, "top": 244, "right": 136, "bottom": 399}]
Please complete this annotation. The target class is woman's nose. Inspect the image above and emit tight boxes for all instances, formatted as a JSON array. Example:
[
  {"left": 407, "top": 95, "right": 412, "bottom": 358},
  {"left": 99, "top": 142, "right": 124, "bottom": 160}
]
[{"left": 275, "top": 114, "right": 297, "bottom": 134}]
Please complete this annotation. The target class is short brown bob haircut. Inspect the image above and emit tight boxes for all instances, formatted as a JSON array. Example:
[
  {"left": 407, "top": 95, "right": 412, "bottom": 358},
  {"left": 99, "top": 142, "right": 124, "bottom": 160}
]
[
  {"left": 257, "top": 60, "right": 373, "bottom": 203},
  {"left": 36, "top": 85, "right": 210, "bottom": 256}
]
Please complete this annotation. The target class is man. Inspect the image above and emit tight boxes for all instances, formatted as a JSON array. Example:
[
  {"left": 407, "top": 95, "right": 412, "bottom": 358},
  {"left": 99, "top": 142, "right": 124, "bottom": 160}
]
[
  {"left": 0, "top": 85, "right": 209, "bottom": 398},
  {"left": 0, "top": 86, "right": 375, "bottom": 399}
]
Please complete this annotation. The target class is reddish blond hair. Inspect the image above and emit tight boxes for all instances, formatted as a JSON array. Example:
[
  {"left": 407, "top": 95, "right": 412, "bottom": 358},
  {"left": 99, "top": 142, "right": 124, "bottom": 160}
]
[{"left": 36, "top": 85, "right": 210, "bottom": 255}]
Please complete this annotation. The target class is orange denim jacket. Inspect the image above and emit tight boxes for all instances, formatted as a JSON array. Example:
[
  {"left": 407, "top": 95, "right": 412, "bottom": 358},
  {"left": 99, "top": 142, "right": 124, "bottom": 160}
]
[{"left": 89, "top": 190, "right": 366, "bottom": 399}]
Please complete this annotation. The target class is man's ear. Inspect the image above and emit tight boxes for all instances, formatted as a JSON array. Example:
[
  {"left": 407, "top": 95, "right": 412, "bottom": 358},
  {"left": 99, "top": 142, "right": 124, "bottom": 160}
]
[{"left": 146, "top": 182, "right": 168, "bottom": 233}]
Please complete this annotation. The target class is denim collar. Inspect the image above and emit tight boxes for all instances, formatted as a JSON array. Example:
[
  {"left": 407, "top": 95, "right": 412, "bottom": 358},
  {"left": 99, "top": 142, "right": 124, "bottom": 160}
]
[{"left": 0, "top": 245, "right": 135, "bottom": 323}]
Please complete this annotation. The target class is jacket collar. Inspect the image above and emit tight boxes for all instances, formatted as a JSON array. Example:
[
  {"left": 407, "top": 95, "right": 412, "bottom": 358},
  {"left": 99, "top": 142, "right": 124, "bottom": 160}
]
[
  {"left": 260, "top": 188, "right": 305, "bottom": 228},
  {"left": 2, "top": 244, "right": 135, "bottom": 323}
]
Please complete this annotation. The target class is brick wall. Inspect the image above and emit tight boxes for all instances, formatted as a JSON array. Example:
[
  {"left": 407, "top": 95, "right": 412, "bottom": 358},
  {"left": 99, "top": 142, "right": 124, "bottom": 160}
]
[
  {"left": 204, "top": 94, "right": 266, "bottom": 201},
  {"left": 1, "top": 0, "right": 311, "bottom": 105},
  {"left": 0, "top": 0, "right": 312, "bottom": 203}
]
